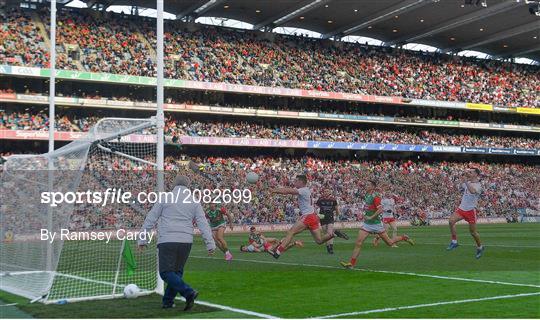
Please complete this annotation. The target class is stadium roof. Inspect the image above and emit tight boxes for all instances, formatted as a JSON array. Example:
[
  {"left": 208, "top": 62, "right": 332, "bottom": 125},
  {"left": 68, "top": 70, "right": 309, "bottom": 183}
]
[{"left": 54, "top": 0, "right": 540, "bottom": 60}]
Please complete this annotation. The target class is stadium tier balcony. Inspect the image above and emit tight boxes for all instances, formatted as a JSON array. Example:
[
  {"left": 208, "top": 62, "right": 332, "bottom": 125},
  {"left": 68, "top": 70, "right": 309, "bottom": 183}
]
[{"left": 1, "top": 110, "right": 538, "bottom": 149}]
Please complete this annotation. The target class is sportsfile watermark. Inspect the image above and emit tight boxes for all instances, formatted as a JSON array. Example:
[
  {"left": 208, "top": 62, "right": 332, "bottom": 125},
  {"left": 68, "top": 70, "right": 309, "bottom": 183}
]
[
  {"left": 40, "top": 188, "right": 252, "bottom": 207},
  {"left": 40, "top": 229, "right": 155, "bottom": 244}
]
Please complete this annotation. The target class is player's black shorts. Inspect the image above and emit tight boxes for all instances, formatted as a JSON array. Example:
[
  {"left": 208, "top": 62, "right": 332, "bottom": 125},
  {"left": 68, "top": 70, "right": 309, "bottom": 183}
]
[
  {"left": 320, "top": 215, "right": 334, "bottom": 226},
  {"left": 157, "top": 242, "right": 192, "bottom": 273}
]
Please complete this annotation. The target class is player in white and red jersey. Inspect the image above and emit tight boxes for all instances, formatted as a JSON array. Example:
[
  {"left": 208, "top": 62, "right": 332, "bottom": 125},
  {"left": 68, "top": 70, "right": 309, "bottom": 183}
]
[
  {"left": 268, "top": 175, "right": 348, "bottom": 259},
  {"left": 372, "top": 193, "right": 399, "bottom": 247},
  {"left": 447, "top": 167, "right": 485, "bottom": 259}
]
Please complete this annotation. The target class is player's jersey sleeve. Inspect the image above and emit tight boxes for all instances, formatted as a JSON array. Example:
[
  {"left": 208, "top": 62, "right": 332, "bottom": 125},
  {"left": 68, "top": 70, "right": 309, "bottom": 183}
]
[
  {"left": 373, "top": 196, "right": 382, "bottom": 208},
  {"left": 298, "top": 187, "right": 310, "bottom": 198}
]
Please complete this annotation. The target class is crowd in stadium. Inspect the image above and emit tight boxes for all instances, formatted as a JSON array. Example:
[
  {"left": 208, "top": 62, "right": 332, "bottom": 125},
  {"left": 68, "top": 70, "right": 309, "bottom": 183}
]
[
  {"left": 0, "top": 109, "right": 99, "bottom": 132},
  {"left": 1, "top": 5, "right": 539, "bottom": 232},
  {"left": 5, "top": 153, "right": 534, "bottom": 230},
  {"left": 1, "top": 7, "right": 538, "bottom": 108},
  {"left": 2, "top": 109, "right": 538, "bottom": 149},
  {"left": 62, "top": 156, "right": 540, "bottom": 229},
  {"left": 168, "top": 118, "right": 540, "bottom": 149},
  {"left": 0, "top": 7, "right": 48, "bottom": 67},
  {"left": 44, "top": 8, "right": 155, "bottom": 74}
]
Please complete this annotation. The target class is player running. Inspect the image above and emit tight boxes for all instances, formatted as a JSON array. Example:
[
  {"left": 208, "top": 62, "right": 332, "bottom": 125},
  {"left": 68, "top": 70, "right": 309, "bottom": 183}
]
[
  {"left": 340, "top": 180, "right": 414, "bottom": 269},
  {"left": 268, "top": 174, "right": 349, "bottom": 259},
  {"left": 447, "top": 167, "right": 485, "bottom": 259},
  {"left": 316, "top": 189, "right": 339, "bottom": 254},
  {"left": 240, "top": 226, "right": 303, "bottom": 252},
  {"left": 207, "top": 203, "right": 234, "bottom": 261},
  {"left": 373, "top": 193, "right": 399, "bottom": 247}
]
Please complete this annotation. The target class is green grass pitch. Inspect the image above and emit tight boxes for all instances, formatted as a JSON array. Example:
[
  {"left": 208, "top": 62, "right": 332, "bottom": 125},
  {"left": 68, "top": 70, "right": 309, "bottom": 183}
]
[{"left": 1, "top": 223, "right": 539, "bottom": 318}]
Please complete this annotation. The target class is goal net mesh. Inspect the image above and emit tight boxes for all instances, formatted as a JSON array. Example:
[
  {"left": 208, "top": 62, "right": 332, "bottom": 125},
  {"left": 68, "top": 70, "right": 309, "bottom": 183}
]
[{"left": 0, "top": 118, "right": 159, "bottom": 303}]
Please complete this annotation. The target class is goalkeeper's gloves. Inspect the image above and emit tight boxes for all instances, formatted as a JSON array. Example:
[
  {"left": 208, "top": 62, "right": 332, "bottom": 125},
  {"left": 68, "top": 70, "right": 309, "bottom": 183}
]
[{"left": 317, "top": 213, "right": 325, "bottom": 219}]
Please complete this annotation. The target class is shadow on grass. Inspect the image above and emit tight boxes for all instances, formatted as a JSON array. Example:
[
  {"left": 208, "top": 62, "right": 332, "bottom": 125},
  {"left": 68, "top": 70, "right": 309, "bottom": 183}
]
[{"left": 0, "top": 291, "right": 223, "bottom": 319}]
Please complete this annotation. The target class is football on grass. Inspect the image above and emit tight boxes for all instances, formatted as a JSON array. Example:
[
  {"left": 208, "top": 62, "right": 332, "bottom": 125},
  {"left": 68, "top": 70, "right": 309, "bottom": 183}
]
[
  {"left": 246, "top": 172, "right": 259, "bottom": 184},
  {"left": 123, "top": 284, "right": 140, "bottom": 299}
]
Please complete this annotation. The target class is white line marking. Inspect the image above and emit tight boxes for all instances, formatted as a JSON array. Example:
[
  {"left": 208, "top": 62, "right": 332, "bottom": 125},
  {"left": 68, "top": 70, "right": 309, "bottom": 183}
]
[
  {"left": 175, "top": 296, "right": 278, "bottom": 319},
  {"left": 360, "top": 268, "right": 540, "bottom": 288},
  {"left": 191, "top": 256, "right": 540, "bottom": 288},
  {"left": 417, "top": 241, "right": 540, "bottom": 249},
  {"left": 0, "top": 303, "right": 18, "bottom": 307},
  {"left": 2, "top": 270, "right": 123, "bottom": 288},
  {"left": 313, "top": 292, "right": 540, "bottom": 318}
]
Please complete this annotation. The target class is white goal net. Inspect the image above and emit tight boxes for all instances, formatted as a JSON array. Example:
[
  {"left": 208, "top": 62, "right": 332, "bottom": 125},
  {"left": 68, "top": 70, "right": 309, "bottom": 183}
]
[{"left": 0, "top": 117, "right": 160, "bottom": 303}]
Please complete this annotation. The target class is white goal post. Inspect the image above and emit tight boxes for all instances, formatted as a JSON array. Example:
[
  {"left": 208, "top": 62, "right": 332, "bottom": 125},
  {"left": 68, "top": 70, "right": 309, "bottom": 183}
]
[{"left": 0, "top": 117, "right": 162, "bottom": 304}]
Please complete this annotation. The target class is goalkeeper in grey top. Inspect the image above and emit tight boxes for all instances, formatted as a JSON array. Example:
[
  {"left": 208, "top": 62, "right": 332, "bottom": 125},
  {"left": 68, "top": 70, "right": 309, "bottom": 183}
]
[{"left": 138, "top": 175, "right": 216, "bottom": 311}]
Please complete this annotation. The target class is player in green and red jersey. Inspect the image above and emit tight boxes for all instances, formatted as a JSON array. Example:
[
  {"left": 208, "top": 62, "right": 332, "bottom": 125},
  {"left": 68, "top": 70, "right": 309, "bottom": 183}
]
[
  {"left": 340, "top": 180, "right": 414, "bottom": 269},
  {"left": 207, "top": 203, "right": 234, "bottom": 261}
]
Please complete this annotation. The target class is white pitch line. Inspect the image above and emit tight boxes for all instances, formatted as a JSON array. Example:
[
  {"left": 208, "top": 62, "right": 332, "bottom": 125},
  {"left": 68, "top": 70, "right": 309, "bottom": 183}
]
[
  {"left": 358, "top": 268, "right": 540, "bottom": 289},
  {"left": 313, "top": 292, "right": 540, "bottom": 318},
  {"left": 417, "top": 241, "right": 540, "bottom": 249},
  {"left": 191, "top": 256, "right": 540, "bottom": 289},
  {"left": 0, "top": 303, "right": 18, "bottom": 307},
  {"left": 426, "top": 241, "right": 540, "bottom": 248},
  {"left": 175, "top": 296, "right": 278, "bottom": 319}
]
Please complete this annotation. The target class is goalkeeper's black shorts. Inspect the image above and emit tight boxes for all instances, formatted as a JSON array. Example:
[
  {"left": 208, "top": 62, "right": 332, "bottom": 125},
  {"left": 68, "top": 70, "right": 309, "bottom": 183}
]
[{"left": 320, "top": 215, "right": 334, "bottom": 226}]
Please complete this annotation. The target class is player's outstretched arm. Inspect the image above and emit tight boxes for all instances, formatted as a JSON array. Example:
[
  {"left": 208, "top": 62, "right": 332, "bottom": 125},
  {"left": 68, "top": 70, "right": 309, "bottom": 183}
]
[
  {"left": 138, "top": 202, "right": 163, "bottom": 249},
  {"left": 271, "top": 187, "right": 299, "bottom": 195}
]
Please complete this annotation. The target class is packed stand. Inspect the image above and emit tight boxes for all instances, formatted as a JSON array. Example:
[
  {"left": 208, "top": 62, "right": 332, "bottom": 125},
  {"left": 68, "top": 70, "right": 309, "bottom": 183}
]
[
  {"left": 59, "top": 156, "right": 540, "bottom": 229},
  {"left": 1, "top": 7, "right": 538, "bottom": 107},
  {"left": 0, "top": 109, "right": 99, "bottom": 131},
  {"left": 1, "top": 143, "right": 538, "bottom": 230},
  {"left": 0, "top": 7, "right": 47, "bottom": 67},
  {"left": 169, "top": 118, "right": 540, "bottom": 149},
  {"left": 42, "top": 8, "right": 155, "bottom": 75},
  {"left": 146, "top": 22, "right": 540, "bottom": 108}
]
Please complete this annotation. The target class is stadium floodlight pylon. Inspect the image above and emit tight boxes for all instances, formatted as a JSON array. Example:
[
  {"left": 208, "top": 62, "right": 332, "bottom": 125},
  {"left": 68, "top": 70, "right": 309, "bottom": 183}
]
[{"left": 0, "top": 117, "right": 160, "bottom": 303}]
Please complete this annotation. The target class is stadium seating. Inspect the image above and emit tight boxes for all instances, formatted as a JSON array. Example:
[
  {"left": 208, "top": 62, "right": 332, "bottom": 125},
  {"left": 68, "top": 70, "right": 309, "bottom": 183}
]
[
  {"left": 0, "top": 7, "right": 47, "bottom": 67},
  {"left": 1, "top": 7, "right": 538, "bottom": 107}
]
